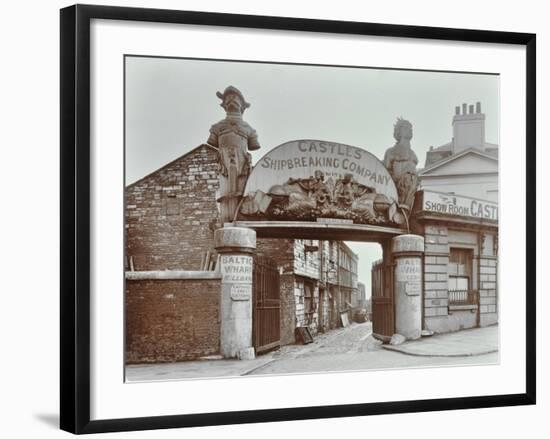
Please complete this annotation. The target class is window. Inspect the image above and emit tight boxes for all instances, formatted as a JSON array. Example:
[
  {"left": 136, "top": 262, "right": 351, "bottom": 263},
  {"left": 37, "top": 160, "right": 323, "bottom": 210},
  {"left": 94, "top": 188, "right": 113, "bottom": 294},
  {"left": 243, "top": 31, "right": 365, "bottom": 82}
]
[
  {"left": 448, "top": 276, "right": 469, "bottom": 291},
  {"left": 448, "top": 248, "right": 475, "bottom": 305}
]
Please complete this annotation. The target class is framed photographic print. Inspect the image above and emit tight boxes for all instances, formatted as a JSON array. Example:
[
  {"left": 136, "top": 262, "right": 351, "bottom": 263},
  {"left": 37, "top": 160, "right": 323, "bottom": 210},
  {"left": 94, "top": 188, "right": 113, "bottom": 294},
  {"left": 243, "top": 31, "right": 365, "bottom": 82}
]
[{"left": 60, "top": 4, "right": 536, "bottom": 434}]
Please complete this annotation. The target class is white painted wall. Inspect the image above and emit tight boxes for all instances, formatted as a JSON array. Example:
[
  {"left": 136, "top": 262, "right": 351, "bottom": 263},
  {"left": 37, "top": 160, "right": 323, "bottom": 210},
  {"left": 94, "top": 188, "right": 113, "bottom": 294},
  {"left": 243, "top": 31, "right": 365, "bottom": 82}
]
[
  {"left": 420, "top": 173, "right": 499, "bottom": 201},
  {"left": 423, "top": 153, "right": 498, "bottom": 176}
]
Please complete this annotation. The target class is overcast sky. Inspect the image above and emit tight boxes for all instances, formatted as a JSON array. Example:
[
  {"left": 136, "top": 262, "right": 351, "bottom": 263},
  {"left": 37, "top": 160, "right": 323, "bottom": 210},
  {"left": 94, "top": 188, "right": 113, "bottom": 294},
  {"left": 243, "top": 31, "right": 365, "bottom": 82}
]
[{"left": 125, "top": 55, "right": 499, "bottom": 293}]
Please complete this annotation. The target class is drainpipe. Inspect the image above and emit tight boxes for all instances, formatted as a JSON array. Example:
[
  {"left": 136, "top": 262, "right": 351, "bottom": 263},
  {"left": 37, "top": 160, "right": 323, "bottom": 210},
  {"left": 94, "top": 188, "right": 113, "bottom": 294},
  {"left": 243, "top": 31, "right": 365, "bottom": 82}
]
[
  {"left": 337, "top": 242, "right": 341, "bottom": 316},
  {"left": 477, "top": 231, "right": 482, "bottom": 327}
]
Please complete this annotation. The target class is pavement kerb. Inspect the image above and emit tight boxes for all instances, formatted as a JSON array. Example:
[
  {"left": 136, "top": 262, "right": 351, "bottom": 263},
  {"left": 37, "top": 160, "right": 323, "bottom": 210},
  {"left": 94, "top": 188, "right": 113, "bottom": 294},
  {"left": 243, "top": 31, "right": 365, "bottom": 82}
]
[
  {"left": 240, "top": 357, "right": 278, "bottom": 376},
  {"left": 382, "top": 345, "right": 498, "bottom": 357}
]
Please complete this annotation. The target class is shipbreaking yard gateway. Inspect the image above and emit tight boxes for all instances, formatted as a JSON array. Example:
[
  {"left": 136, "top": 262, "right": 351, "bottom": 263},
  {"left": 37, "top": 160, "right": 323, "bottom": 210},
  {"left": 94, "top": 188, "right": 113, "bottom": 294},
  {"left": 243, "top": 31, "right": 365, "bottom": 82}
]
[{"left": 125, "top": 86, "right": 498, "bottom": 363}]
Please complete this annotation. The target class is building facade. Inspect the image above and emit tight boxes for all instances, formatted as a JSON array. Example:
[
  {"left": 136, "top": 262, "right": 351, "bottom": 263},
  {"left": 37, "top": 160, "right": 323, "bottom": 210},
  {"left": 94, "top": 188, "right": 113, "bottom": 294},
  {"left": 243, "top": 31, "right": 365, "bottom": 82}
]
[
  {"left": 412, "top": 102, "right": 499, "bottom": 333},
  {"left": 411, "top": 194, "right": 498, "bottom": 333},
  {"left": 355, "top": 282, "right": 367, "bottom": 309}
]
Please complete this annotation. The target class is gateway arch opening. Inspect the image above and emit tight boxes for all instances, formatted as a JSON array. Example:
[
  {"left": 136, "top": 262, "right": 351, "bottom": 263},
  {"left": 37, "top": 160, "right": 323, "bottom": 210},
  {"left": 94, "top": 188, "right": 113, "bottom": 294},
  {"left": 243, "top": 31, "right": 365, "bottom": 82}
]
[{"left": 345, "top": 241, "right": 383, "bottom": 337}]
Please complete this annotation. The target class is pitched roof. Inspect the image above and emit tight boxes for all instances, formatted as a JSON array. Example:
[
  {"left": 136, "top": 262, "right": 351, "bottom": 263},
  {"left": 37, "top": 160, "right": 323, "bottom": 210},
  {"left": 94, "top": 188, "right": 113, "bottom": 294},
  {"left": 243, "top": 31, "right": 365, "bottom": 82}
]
[
  {"left": 126, "top": 143, "right": 218, "bottom": 189},
  {"left": 424, "top": 140, "right": 499, "bottom": 167},
  {"left": 419, "top": 147, "right": 498, "bottom": 176}
]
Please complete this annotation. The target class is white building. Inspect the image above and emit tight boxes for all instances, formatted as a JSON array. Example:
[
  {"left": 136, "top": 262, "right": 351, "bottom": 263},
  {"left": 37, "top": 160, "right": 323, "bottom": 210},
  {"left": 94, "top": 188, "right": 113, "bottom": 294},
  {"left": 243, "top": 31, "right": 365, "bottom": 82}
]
[
  {"left": 412, "top": 101, "right": 499, "bottom": 333},
  {"left": 419, "top": 102, "right": 498, "bottom": 202}
]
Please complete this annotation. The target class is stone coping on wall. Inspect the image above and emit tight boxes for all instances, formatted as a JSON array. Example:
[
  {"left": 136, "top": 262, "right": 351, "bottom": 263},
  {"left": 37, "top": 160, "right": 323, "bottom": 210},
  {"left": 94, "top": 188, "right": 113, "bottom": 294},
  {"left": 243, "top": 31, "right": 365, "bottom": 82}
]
[{"left": 126, "top": 270, "right": 221, "bottom": 280}]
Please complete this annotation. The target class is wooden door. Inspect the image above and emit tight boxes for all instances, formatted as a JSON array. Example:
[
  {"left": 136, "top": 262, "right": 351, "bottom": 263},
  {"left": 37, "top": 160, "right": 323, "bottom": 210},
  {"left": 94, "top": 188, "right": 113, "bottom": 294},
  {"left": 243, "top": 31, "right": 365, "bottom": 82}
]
[{"left": 371, "top": 261, "right": 395, "bottom": 340}]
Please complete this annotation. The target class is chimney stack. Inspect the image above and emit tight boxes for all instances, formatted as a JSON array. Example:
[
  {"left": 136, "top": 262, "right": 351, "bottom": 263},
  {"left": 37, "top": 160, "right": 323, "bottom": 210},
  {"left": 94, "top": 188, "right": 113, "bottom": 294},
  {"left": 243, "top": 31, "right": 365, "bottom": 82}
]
[{"left": 452, "top": 102, "right": 486, "bottom": 153}]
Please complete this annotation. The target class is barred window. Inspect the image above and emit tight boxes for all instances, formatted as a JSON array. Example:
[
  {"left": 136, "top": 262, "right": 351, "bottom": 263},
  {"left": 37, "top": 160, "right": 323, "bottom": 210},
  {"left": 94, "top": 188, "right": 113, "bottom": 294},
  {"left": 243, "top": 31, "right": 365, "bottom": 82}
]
[{"left": 448, "top": 248, "right": 475, "bottom": 305}]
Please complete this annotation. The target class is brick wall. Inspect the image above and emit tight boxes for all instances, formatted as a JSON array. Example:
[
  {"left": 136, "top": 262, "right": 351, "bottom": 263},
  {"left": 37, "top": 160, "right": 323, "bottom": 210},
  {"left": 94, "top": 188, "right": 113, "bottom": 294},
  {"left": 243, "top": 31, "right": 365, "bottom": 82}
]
[
  {"left": 318, "top": 287, "right": 330, "bottom": 332},
  {"left": 125, "top": 144, "right": 220, "bottom": 271},
  {"left": 125, "top": 278, "right": 221, "bottom": 363},
  {"left": 328, "top": 285, "right": 340, "bottom": 329},
  {"left": 324, "top": 241, "right": 343, "bottom": 286},
  {"left": 279, "top": 274, "right": 297, "bottom": 345},
  {"left": 294, "top": 277, "right": 321, "bottom": 334},
  {"left": 256, "top": 238, "right": 294, "bottom": 273},
  {"left": 294, "top": 239, "right": 321, "bottom": 279},
  {"left": 294, "top": 279, "right": 306, "bottom": 329}
]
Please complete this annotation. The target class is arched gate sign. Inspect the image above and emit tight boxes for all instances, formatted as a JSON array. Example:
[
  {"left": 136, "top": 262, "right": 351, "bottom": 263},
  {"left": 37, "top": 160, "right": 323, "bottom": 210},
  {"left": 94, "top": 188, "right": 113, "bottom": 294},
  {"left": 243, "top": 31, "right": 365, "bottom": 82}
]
[{"left": 238, "top": 139, "right": 402, "bottom": 226}]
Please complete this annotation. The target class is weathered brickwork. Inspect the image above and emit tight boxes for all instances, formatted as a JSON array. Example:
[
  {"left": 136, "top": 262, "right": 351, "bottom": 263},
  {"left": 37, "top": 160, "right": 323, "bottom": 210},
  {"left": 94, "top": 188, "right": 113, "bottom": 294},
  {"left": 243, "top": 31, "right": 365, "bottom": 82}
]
[
  {"left": 322, "top": 241, "right": 339, "bottom": 285},
  {"left": 125, "top": 144, "right": 221, "bottom": 271},
  {"left": 294, "top": 240, "right": 321, "bottom": 280},
  {"left": 294, "top": 280, "right": 306, "bottom": 329},
  {"left": 316, "top": 241, "right": 343, "bottom": 330},
  {"left": 423, "top": 225, "right": 449, "bottom": 318},
  {"left": 294, "top": 277, "right": 321, "bottom": 334},
  {"left": 318, "top": 287, "right": 331, "bottom": 332},
  {"left": 125, "top": 278, "right": 221, "bottom": 363},
  {"left": 279, "top": 274, "right": 297, "bottom": 345},
  {"left": 256, "top": 238, "right": 294, "bottom": 273}
]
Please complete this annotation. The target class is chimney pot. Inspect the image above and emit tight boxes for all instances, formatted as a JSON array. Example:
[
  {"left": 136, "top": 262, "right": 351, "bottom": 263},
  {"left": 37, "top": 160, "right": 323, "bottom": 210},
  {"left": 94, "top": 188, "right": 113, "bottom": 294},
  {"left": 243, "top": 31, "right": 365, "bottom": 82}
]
[{"left": 453, "top": 101, "right": 485, "bottom": 153}]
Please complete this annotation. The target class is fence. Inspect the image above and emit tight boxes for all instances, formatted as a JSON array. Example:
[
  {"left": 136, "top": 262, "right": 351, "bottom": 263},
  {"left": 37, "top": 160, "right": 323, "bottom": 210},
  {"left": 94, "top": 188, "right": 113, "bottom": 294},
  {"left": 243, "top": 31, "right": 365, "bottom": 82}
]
[{"left": 448, "top": 289, "right": 479, "bottom": 306}]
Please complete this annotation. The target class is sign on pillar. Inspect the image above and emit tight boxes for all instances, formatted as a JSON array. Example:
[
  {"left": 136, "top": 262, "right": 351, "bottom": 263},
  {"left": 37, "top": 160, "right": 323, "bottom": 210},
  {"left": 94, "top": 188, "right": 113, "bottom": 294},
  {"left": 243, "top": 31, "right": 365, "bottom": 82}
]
[
  {"left": 214, "top": 227, "right": 256, "bottom": 360},
  {"left": 392, "top": 234, "right": 424, "bottom": 340}
]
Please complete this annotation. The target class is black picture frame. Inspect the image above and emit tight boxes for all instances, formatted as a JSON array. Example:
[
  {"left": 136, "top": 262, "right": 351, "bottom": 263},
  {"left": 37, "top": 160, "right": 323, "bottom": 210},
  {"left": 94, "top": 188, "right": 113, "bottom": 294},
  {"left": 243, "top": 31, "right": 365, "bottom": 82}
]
[{"left": 60, "top": 4, "right": 536, "bottom": 434}]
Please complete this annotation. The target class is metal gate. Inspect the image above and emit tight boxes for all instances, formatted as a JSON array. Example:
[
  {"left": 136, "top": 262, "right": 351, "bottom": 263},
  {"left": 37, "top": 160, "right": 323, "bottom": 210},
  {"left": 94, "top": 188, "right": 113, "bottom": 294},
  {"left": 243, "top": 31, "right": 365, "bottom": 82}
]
[
  {"left": 371, "top": 260, "right": 395, "bottom": 339},
  {"left": 253, "top": 256, "right": 281, "bottom": 354}
]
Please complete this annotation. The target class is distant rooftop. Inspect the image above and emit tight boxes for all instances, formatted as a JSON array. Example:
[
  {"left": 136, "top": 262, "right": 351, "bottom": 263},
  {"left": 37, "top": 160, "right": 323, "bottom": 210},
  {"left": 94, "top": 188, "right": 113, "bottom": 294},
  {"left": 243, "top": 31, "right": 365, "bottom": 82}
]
[{"left": 424, "top": 101, "right": 498, "bottom": 168}]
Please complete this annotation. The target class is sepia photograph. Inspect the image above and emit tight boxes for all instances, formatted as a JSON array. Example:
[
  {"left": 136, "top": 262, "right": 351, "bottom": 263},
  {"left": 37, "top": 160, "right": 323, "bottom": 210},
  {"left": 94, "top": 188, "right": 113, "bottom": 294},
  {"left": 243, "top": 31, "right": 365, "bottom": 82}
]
[{"left": 123, "top": 55, "right": 500, "bottom": 382}]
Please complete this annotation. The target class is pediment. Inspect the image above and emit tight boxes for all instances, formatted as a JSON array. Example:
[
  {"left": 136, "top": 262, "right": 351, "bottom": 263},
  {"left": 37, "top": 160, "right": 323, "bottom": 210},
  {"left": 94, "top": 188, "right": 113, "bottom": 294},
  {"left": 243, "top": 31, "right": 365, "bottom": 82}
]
[{"left": 420, "top": 150, "right": 498, "bottom": 176}]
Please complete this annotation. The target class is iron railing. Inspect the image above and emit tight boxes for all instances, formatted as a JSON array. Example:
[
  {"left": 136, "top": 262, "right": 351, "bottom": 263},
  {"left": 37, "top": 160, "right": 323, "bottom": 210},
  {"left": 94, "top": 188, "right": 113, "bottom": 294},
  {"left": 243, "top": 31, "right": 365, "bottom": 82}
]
[
  {"left": 253, "top": 256, "right": 281, "bottom": 354},
  {"left": 448, "top": 289, "right": 479, "bottom": 306}
]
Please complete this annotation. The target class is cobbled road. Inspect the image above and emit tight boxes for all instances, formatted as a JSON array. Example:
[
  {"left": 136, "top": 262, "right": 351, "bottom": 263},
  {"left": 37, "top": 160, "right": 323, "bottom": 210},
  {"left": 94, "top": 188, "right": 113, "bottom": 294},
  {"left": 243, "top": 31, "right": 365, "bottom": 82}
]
[{"left": 247, "top": 322, "right": 497, "bottom": 375}]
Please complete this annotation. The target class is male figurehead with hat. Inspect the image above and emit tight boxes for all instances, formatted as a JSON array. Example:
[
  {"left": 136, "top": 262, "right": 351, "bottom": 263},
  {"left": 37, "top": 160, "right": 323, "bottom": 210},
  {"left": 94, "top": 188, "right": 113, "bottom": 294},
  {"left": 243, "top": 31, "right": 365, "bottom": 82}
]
[{"left": 207, "top": 86, "right": 261, "bottom": 222}]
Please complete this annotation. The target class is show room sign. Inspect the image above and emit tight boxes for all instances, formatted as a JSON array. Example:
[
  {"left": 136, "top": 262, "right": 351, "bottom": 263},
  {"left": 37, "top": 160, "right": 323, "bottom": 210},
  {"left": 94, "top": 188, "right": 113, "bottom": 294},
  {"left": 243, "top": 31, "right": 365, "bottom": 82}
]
[
  {"left": 422, "top": 191, "right": 498, "bottom": 221},
  {"left": 244, "top": 139, "right": 399, "bottom": 202}
]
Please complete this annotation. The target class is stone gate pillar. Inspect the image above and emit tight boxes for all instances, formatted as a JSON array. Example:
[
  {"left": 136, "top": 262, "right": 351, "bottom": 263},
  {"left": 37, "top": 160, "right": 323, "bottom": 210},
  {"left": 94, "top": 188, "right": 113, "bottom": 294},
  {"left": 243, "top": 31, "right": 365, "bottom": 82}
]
[
  {"left": 392, "top": 234, "right": 424, "bottom": 340},
  {"left": 214, "top": 226, "right": 256, "bottom": 359}
]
